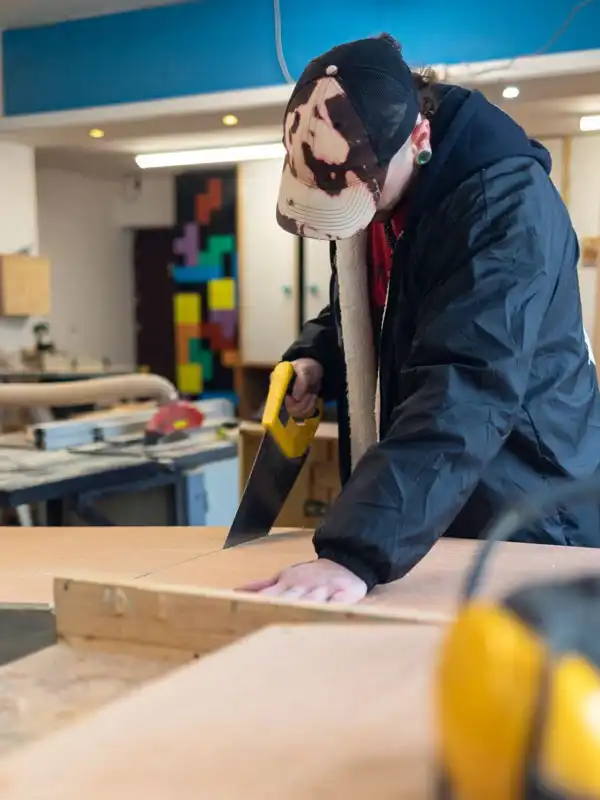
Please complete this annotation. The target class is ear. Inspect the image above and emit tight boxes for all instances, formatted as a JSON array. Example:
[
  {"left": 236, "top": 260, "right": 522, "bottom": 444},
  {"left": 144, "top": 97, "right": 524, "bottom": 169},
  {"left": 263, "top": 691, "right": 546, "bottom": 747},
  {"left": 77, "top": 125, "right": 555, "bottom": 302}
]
[{"left": 410, "top": 118, "right": 431, "bottom": 156}]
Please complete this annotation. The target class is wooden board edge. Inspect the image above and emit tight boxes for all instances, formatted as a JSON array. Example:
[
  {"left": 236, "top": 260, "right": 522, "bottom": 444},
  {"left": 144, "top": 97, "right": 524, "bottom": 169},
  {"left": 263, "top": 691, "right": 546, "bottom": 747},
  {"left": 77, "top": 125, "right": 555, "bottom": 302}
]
[{"left": 53, "top": 576, "right": 449, "bottom": 659}]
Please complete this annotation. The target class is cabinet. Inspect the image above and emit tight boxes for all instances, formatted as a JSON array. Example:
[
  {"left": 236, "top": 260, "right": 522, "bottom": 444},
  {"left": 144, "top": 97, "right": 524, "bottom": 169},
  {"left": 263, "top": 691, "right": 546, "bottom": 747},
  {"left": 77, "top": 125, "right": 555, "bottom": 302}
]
[
  {"left": 238, "top": 421, "right": 340, "bottom": 527},
  {"left": 302, "top": 238, "right": 331, "bottom": 324},
  {"left": 236, "top": 160, "right": 333, "bottom": 372},
  {"left": 237, "top": 158, "right": 299, "bottom": 365},
  {"left": 0, "top": 254, "right": 51, "bottom": 316}
]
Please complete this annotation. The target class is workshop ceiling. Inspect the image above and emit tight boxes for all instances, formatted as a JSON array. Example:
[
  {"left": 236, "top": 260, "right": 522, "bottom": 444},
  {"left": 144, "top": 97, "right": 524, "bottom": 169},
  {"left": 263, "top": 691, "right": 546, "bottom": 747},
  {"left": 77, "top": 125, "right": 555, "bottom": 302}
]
[
  {"left": 0, "top": 0, "right": 185, "bottom": 29},
  {"left": 2, "top": 67, "right": 600, "bottom": 178}
]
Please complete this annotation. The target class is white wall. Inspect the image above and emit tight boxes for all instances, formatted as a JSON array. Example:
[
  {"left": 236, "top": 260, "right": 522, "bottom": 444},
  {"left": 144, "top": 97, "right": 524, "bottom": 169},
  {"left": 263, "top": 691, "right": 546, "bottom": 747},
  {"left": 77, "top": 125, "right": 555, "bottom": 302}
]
[
  {"left": 0, "top": 142, "right": 41, "bottom": 352},
  {"left": 540, "top": 134, "right": 600, "bottom": 336},
  {"left": 113, "top": 174, "right": 174, "bottom": 229},
  {"left": 36, "top": 169, "right": 174, "bottom": 367}
]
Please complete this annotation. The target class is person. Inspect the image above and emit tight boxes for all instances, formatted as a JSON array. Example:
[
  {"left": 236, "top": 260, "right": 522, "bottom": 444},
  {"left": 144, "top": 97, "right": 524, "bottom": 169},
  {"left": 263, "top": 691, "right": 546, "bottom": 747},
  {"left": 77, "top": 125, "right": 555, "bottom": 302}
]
[{"left": 240, "top": 33, "right": 600, "bottom": 604}]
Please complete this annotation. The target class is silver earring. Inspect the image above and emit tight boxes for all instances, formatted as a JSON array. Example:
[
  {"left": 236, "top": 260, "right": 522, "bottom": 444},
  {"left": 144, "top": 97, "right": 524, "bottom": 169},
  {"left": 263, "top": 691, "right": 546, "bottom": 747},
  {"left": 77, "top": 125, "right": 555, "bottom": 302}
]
[{"left": 417, "top": 148, "right": 432, "bottom": 166}]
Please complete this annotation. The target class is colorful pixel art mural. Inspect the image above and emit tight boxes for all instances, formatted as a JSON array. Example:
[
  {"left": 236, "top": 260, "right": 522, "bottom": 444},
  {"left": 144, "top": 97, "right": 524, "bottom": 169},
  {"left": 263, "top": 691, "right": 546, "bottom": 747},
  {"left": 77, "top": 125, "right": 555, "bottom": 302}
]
[{"left": 172, "top": 169, "right": 238, "bottom": 399}]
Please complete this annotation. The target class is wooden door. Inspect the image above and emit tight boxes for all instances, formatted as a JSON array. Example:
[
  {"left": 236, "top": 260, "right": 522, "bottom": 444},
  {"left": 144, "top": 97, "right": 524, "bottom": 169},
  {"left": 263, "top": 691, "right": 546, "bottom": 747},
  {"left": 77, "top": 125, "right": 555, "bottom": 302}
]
[{"left": 133, "top": 228, "right": 176, "bottom": 384}]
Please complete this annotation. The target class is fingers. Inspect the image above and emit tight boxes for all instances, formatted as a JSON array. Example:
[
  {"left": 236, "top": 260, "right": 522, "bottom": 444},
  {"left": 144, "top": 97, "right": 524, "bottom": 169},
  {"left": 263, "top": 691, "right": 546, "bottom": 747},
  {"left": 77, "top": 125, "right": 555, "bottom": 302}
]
[
  {"left": 235, "top": 562, "right": 367, "bottom": 606},
  {"left": 291, "top": 368, "right": 309, "bottom": 401},
  {"left": 249, "top": 581, "right": 351, "bottom": 604},
  {"left": 237, "top": 577, "right": 331, "bottom": 602},
  {"left": 236, "top": 575, "right": 279, "bottom": 592},
  {"left": 285, "top": 393, "right": 317, "bottom": 419},
  {"left": 302, "top": 586, "right": 331, "bottom": 603},
  {"left": 329, "top": 587, "right": 365, "bottom": 605}
]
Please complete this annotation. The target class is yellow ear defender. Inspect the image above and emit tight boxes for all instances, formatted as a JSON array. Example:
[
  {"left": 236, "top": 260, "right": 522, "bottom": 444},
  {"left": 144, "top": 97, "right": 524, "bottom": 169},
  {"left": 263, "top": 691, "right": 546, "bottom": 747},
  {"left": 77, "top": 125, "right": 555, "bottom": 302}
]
[{"left": 436, "top": 474, "right": 600, "bottom": 800}]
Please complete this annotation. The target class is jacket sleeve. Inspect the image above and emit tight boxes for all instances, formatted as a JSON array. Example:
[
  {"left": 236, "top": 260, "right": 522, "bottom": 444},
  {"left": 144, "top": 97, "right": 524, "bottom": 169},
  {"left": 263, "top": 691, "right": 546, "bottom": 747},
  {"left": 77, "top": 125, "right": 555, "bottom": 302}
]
[
  {"left": 281, "top": 246, "right": 344, "bottom": 402},
  {"left": 314, "top": 170, "right": 557, "bottom": 589}
]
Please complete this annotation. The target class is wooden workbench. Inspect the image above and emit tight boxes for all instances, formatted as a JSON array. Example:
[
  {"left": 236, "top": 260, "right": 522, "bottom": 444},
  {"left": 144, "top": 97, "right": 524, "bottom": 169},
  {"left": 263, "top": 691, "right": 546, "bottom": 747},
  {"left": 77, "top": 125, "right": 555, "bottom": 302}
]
[
  {"left": 0, "top": 624, "right": 440, "bottom": 799},
  {"left": 144, "top": 528, "right": 600, "bottom": 618},
  {"left": 3, "top": 526, "right": 600, "bottom": 621},
  {"left": 0, "top": 525, "right": 230, "bottom": 604},
  {"left": 0, "top": 429, "right": 235, "bottom": 500},
  {"left": 2, "top": 526, "right": 600, "bottom": 797}
]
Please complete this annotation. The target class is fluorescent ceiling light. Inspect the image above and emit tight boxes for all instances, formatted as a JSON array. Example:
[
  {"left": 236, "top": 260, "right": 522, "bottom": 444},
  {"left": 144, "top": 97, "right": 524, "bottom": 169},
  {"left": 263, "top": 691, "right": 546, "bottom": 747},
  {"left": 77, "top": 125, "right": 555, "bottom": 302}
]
[
  {"left": 580, "top": 115, "right": 600, "bottom": 132},
  {"left": 502, "top": 86, "right": 520, "bottom": 99},
  {"left": 135, "top": 142, "right": 285, "bottom": 169}
]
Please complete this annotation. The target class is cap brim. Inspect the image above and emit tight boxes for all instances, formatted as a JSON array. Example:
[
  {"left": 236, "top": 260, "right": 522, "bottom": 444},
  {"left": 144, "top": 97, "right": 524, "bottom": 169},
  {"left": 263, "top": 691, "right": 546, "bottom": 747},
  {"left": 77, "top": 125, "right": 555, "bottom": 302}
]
[{"left": 276, "top": 164, "right": 377, "bottom": 240}]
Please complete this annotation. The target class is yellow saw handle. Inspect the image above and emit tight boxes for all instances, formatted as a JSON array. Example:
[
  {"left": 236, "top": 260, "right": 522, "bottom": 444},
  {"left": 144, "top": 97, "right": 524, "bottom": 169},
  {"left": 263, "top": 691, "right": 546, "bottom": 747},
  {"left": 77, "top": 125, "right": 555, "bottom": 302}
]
[{"left": 262, "top": 361, "right": 323, "bottom": 460}]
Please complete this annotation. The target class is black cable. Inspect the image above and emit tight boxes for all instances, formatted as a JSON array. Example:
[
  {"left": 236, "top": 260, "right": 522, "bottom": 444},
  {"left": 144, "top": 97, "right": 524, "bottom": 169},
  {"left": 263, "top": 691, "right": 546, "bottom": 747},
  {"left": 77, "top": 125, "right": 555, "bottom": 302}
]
[{"left": 462, "top": 471, "right": 600, "bottom": 602}]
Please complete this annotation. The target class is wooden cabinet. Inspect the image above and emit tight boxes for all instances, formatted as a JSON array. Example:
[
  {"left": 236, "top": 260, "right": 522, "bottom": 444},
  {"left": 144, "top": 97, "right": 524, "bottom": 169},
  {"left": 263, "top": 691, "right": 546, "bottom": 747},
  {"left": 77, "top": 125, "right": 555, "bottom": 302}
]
[
  {"left": 0, "top": 254, "right": 50, "bottom": 316},
  {"left": 238, "top": 421, "right": 340, "bottom": 527},
  {"left": 237, "top": 158, "right": 299, "bottom": 365}
]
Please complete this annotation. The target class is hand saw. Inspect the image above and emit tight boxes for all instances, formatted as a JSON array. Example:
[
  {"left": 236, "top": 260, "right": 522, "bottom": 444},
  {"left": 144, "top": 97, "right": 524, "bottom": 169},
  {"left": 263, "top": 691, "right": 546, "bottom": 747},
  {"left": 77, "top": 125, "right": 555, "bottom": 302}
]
[{"left": 224, "top": 361, "right": 323, "bottom": 549}]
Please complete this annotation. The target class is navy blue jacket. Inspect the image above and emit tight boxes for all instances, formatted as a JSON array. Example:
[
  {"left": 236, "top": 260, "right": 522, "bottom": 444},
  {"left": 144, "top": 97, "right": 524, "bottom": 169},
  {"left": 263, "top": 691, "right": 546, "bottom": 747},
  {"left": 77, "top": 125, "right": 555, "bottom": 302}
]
[{"left": 283, "top": 86, "right": 600, "bottom": 590}]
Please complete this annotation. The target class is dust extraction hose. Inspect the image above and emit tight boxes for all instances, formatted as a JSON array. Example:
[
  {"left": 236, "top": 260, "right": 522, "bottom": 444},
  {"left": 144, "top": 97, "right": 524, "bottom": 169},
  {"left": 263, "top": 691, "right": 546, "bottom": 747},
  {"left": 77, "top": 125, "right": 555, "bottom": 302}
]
[{"left": 0, "top": 374, "right": 178, "bottom": 408}]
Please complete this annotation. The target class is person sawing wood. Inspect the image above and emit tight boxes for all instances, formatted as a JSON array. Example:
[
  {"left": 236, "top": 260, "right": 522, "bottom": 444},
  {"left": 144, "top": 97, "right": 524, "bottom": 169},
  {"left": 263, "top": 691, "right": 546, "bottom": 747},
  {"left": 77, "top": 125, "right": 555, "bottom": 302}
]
[{"left": 241, "top": 34, "right": 600, "bottom": 604}]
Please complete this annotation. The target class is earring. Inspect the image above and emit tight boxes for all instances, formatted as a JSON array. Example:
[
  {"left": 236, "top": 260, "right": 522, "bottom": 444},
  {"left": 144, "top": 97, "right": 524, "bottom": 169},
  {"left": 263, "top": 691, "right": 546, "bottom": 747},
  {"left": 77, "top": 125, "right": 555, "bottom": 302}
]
[{"left": 416, "top": 148, "right": 432, "bottom": 166}]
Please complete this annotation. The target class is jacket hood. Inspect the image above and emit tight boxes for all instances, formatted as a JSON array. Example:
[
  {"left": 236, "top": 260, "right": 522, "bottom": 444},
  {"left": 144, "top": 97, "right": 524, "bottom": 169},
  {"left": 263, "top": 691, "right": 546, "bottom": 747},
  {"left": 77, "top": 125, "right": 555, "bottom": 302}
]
[{"left": 407, "top": 85, "right": 552, "bottom": 224}]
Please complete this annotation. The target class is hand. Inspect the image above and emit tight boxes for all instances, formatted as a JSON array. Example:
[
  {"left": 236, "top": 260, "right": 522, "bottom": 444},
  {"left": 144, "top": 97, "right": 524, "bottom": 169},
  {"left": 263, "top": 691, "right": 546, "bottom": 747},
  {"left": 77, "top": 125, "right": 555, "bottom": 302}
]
[
  {"left": 284, "top": 358, "right": 323, "bottom": 418},
  {"left": 237, "top": 559, "right": 368, "bottom": 604}
]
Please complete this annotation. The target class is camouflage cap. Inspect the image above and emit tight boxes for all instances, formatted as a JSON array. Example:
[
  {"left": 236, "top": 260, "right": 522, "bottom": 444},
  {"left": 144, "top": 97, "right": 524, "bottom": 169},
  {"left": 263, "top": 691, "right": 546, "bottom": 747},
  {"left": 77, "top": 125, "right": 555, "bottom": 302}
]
[{"left": 276, "top": 36, "right": 420, "bottom": 240}]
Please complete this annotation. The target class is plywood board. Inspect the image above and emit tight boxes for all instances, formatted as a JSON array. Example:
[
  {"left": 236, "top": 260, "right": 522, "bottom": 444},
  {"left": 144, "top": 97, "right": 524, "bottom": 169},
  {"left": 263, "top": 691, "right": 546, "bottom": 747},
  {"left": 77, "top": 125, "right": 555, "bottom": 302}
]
[
  {"left": 145, "top": 531, "right": 600, "bottom": 618},
  {"left": 0, "top": 526, "right": 248, "bottom": 606},
  {"left": 0, "top": 624, "right": 441, "bottom": 799},
  {"left": 0, "top": 643, "right": 173, "bottom": 758},
  {"left": 53, "top": 576, "right": 445, "bottom": 660},
  {"left": 5, "top": 526, "right": 599, "bottom": 619}
]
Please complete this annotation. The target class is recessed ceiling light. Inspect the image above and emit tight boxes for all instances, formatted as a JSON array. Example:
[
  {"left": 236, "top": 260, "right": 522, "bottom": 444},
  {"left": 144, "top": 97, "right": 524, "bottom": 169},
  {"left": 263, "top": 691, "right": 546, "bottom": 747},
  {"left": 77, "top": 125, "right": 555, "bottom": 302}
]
[
  {"left": 89, "top": 128, "right": 105, "bottom": 139},
  {"left": 502, "top": 86, "right": 520, "bottom": 100},
  {"left": 222, "top": 114, "right": 239, "bottom": 127},
  {"left": 580, "top": 115, "right": 600, "bottom": 132}
]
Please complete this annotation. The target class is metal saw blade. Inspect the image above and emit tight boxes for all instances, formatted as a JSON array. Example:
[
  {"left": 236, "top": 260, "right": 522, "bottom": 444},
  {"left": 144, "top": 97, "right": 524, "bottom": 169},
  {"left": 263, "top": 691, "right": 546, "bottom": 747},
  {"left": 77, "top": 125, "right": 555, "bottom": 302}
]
[{"left": 224, "top": 432, "right": 307, "bottom": 549}]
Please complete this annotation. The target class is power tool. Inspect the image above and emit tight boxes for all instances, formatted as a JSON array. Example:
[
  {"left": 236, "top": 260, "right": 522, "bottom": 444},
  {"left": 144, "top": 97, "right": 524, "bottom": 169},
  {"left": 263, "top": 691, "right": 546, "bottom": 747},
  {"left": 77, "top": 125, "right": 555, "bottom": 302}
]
[
  {"left": 0, "top": 373, "right": 206, "bottom": 447},
  {"left": 436, "top": 474, "right": 600, "bottom": 799}
]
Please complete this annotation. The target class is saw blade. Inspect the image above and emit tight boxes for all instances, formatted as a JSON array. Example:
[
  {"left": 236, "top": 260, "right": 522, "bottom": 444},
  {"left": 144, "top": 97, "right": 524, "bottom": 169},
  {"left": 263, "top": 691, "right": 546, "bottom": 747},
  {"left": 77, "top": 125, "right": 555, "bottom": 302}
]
[{"left": 224, "top": 432, "right": 307, "bottom": 549}]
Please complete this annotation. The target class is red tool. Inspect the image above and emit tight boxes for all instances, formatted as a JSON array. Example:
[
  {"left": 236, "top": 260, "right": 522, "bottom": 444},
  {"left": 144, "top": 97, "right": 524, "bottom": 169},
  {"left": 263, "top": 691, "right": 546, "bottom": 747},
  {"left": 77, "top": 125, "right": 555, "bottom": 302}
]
[{"left": 143, "top": 401, "right": 205, "bottom": 445}]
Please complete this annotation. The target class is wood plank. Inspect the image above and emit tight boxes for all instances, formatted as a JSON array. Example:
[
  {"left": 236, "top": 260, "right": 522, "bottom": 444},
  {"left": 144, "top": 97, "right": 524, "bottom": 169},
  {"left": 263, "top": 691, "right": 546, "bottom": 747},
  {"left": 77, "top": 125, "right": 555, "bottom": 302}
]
[
  {"left": 5, "top": 526, "right": 599, "bottom": 620},
  {"left": 145, "top": 530, "right": 600, "bottom": 618},
  {"left": 53, "top": 576, "right": 445, "bottom": 659},
  {"left": 0, "top": 643, "right": 174, "bottom": 758},
  {"left": 0, "top": 625, "right": 441, "bottom": 799},
  {"left": 0, "top": 526, "right": 243, "bottom": 606}
]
